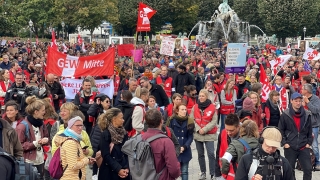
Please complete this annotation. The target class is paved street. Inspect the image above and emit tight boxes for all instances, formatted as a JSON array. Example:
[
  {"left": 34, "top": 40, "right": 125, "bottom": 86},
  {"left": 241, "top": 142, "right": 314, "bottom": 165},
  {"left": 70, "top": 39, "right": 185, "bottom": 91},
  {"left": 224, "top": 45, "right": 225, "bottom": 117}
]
[{"left": 86, "top": 137, "right": 320, "bottom": 180}]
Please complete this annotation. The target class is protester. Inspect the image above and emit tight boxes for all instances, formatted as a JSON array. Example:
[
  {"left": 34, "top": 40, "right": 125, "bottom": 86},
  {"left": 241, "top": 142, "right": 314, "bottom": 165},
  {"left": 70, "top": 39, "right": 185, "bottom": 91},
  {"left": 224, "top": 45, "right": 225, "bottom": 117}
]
[
  {"left": 129, "top": 87, "right": 148, "bottom": 137},
  {"left": 278, "top": 92, "right": 313, "bottom": 180},
  {"left": 166, "top": 93, "right": 182, "bottom": 118},
  {"left": 301, "top": 83, "right": 320, "bottom": 170},
  {"left": 221, "top": 120, "right": 259, "bottom": 177},
  {"left": 182, "top": 85, "right": 197, "bottom": 115},
  {"left": 16, "top": 96, "right": 49, "bottom": 180},
  {"left": 74, "top": 78, "right": 97, "bottom": 135},
  {"left": 3, "top": 100, "right": 23, "bottom": 128},
  {"left": 54, "top": 116, "right": 94, "bottom": 180},
  {"left": 166, "top": 104, "right": 194, "bottom": 180},
  {"left": 235, "top": 127, "right": 294, "bottom": 180},
  {"left": 174, "top": 65, "right": 195, "bottom": 95},
  {"left": 220, "top": 79, "right": 237, "bottom": 131},
  {"left": 97, "top": 108, "right": 129, "bottom": 180},
  {"left": 0, "top": 69, "right": 10, "bottom": 111},
  {"left": 140, "top": 76, "right": 169, "bottom": 108},
  {"left": 190, "top": 89, "right": 218, "bottom": 180},
  {"left": 142, "top": 109, "right": 181, "bottom": 180},
  {"left": 215, "top": 114, "right": 240, "bottom": 180}
]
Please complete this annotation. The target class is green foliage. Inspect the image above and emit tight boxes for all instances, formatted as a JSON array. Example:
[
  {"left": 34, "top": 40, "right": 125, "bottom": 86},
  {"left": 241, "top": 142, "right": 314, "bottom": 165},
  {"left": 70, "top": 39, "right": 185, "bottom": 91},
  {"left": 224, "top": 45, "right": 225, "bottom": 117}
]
[
  {"left": 197, "top": 0, "right": 220, "bottom": 21},
  {"left": 258, "top": 0, "right": 320, "bottom": 39}
]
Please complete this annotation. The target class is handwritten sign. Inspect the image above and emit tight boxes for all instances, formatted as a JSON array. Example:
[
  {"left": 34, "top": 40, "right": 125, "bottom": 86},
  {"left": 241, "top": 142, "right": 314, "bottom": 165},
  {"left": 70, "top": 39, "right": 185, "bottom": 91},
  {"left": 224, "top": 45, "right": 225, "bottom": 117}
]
[
  {"left": 60, "top": 78, "right": 114, "bottom": 99},
  {"left": 160, "top": 37, "right": 175, "bottom": 56}
]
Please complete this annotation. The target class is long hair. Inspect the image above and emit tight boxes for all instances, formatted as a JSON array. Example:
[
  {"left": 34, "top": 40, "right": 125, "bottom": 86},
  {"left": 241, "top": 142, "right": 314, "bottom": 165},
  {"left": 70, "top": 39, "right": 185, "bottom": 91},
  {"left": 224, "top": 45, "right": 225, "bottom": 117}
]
[
  {"left": 98, "top": 108, "right": 122, "bottom": 131},
  {"left": 240, "top": 120, "right": 259, "bottom": 138},
  {"left": 224, "top": 79, "right": 235, "bottom": 92},
  {"left": 248, "top": 91, "right": 260, "bottom": 107}
]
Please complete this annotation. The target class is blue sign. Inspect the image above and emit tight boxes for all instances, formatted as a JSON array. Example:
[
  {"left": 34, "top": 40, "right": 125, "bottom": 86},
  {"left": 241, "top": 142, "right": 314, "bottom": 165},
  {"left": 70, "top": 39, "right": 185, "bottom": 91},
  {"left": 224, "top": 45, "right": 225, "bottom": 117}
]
[{"left": 225, "top": 43, "right": 247, "bottom": 74}]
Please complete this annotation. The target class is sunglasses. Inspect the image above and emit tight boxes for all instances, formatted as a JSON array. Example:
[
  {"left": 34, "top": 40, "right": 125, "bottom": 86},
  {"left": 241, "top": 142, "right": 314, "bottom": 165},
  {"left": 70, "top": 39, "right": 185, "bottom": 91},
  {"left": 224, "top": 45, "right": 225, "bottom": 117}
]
[
  {"left": 190, "top": 93, "right": 197, "bottom": 96},
  {"left": 106, "top": 101, "right": 110, "bottom": 103}
]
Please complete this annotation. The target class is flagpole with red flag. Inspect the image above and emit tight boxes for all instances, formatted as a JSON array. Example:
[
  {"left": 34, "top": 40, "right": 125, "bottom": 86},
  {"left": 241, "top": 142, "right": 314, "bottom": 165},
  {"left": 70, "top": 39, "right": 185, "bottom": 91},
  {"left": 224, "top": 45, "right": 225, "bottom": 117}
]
[{"left": 131, "top": 2, "right": 156, "bottom": 77}]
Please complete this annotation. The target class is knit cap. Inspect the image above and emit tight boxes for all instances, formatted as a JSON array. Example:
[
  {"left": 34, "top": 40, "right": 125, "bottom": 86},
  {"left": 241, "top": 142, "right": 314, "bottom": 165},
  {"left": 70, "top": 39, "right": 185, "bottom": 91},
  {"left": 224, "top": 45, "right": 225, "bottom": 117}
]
[
  {"left": 242, "top": 97, "right": 254, "bottom": 111},
  {"left": 68, "top": 116, "right": 83, "bottom": 129}
]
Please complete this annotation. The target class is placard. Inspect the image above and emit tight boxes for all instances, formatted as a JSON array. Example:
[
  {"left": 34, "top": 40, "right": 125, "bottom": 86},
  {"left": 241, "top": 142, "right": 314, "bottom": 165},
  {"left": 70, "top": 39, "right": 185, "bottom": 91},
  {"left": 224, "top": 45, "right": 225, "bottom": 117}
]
[{"left": 225, "top": 43, "right": 247, "bottom": 73}]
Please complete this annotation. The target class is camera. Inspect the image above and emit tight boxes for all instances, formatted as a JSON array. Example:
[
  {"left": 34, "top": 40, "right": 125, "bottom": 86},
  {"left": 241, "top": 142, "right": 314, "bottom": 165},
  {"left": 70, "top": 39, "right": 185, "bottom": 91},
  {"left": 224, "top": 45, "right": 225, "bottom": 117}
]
[{"left": 7, "top": 86, "right": 40, "bottom": 111}]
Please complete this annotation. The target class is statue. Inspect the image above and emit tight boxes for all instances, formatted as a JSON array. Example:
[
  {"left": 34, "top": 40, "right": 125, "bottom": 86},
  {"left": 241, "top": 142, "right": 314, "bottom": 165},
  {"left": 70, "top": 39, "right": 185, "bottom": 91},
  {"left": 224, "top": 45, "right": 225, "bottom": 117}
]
[
  {"left": 268, "top": 34, "right": 278, "bottom": 45},
  {"left": 218, "top": 0, "right": 233, "bottom": 14},
  {"left": 178, "top": 32, "right": 182, "bottom": 38}
]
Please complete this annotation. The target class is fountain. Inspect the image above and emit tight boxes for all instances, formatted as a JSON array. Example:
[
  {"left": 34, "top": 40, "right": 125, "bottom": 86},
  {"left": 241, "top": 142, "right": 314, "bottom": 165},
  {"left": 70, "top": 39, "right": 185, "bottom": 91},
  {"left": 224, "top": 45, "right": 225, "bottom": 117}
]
[{"left": 188, "top": 0, "right": 249, "bottom": 47}]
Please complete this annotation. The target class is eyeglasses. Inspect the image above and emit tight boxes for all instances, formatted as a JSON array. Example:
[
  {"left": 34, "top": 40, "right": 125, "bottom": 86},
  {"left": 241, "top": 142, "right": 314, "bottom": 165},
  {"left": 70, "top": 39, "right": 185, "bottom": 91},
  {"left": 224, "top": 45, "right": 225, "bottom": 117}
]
[
  {"left": 190, "top": 93, "right": 197, "bottom": 96},
  {"left": 74, "top": 125, "right": 84, "bottom": 128}
]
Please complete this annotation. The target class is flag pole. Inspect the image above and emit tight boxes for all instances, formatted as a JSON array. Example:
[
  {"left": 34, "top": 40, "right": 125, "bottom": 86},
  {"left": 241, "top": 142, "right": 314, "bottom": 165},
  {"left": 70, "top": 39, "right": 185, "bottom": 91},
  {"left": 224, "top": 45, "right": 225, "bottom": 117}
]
[{"left": 131, "top": 31, "right": 138, "bottom": 78}]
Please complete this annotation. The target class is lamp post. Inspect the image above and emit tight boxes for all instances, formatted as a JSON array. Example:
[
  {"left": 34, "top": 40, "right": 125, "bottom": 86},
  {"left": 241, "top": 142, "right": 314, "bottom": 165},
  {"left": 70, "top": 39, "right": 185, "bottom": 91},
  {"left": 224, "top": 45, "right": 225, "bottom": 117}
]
[
  {"left": 61, "top": 21, "right": 65, "bottom": 40},
  {"left": 303, "top": 27, "right": 306, "bottom": 40},
  {"left": 101, "top": 22, "right": 108, "bottom": 46},
  {"left": 28, "top": 19, "right": 33, "bottom": 39}
]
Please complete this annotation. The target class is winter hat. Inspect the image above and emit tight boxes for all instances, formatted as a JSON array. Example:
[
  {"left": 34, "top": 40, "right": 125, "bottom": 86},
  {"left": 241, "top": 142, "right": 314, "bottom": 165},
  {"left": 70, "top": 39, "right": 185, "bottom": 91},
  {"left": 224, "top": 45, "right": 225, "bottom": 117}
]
[
  {"left": 169, "top": 62, "right": 174, "bottom": 68},
  {"left": 242, "top": 97, "right": 254, "bottom": 111},
  {"left": 68, "top": 116, "right": 83, "bottom": 129}
]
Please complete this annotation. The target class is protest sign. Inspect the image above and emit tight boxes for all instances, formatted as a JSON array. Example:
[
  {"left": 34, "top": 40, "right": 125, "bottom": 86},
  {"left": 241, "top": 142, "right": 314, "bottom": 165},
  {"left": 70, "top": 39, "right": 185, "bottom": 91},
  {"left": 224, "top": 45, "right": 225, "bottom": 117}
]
[
  {"left": 160, "top": 37, "right": 175, "bottom": 56},
  {"left": 60, "top": 78, "right": 114, "bottom": 99},
  {"left": 225, "top": 43, "right": 247, "bottom": 73}
]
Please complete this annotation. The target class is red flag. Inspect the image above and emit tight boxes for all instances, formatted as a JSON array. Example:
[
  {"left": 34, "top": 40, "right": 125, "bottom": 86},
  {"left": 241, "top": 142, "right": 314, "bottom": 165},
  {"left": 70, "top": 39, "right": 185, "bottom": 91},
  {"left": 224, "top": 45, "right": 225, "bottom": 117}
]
[
  {"left": 51, "top": 30, "right": 57, "bottom": 49},
  {"left": 47, "top": 47, "right": 115, "bottom": 77},
  {"left": 78, "top": 34, "right": 82, "bottom": 44},
  {"left": 260, "top": 64, "right": 271, "bottom": 103},
  {"left": 137, "top": 2, "right": 156, "bottom": 32},
  {"left": 117, "top": 44, "right": 134, "bottom": 56}
]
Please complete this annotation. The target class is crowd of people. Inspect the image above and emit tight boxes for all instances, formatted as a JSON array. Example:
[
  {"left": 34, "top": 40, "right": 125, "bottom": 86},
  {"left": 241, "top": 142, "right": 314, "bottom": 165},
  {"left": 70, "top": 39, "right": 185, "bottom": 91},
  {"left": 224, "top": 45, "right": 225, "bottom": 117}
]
[{"left": 0, "top": 38, "right": 319, "bottom": 180}]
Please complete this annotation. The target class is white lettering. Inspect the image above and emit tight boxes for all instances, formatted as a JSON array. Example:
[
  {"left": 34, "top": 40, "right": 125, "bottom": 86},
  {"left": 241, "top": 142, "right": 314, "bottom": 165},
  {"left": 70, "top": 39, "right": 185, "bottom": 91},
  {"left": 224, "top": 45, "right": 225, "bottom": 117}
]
[{"left": 83, "top": 60, "right": 105, "bottom": 69}]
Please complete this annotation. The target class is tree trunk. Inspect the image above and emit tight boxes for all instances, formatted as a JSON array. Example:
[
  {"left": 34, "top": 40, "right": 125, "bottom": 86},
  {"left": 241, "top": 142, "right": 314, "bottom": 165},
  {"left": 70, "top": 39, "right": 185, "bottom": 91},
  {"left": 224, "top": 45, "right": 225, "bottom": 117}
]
[{"left": 281, "top": 37, "right": 286, "bottom": 47}]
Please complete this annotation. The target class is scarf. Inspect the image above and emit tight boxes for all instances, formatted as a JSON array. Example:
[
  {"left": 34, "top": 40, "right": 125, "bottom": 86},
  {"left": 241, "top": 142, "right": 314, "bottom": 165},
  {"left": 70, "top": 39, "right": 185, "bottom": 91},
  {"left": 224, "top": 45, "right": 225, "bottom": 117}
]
[
  {"left": 197, "top": 99, "right": 212, "bottom": 111},
  {"left": 27, "top": 115, "right": 43, "bottom": 127},
  {"left": 289, "top": 104, "right": 305, "bottom": 118},
  {"left": 167, "top": 114, "right": 195, "bottom": 131},
  {"left": 63, "top": 128, "right": 82, "bottom": 141},
  {"left": 108, "top": 124, "right": 126, "bottom": 144},
  {"left": 160, "top": 74, "right": 168, "bottom": 80}
]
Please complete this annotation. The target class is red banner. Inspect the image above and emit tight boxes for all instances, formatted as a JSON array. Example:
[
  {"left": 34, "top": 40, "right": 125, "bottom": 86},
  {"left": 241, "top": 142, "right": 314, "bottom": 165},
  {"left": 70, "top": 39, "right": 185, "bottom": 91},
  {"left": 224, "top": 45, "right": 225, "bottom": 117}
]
[
  {"left": 117, "top": 44, "right": 134, "bottom": 56},
  {"left": 260, "top": 64, "right": 271, "bottom": 103},
  {"left": 137, "top": 2, "right": 156, "bottom": 32},
  {"left": 47, "top": 47, "right": 115, "bottom": 77}
]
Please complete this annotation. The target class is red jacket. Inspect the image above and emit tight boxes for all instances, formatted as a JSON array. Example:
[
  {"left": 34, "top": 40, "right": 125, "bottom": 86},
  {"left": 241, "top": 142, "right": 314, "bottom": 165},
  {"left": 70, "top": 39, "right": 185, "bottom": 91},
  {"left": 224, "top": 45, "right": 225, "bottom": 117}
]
[
  {"left": 219, "top": 130, "right": 236, "bottom": 179},
  {"left": 194, "top": 104, "right": 217, "bottom": 134},
  {"left": 141, "top": 128, "right": 180, "bottom": 180}
]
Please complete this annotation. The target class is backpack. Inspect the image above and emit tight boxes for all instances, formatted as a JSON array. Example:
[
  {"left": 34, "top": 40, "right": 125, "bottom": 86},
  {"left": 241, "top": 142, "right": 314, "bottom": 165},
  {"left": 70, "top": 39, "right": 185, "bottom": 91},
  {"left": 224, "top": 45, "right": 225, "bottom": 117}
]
[
  {"left": 121, "top": 134, "right": 168, "bottom": 180},
  {"left": 48, "top": 138, "right": 75, "bottom": 179},
  {"left": 20, "top": 120, "right": 30, "bottom": 141},
  {"left": 0, "top": 148, "right": 39, "bottom": 180},
  {"left": 237, "top": 138, "right": 252, "bottom": 154}
]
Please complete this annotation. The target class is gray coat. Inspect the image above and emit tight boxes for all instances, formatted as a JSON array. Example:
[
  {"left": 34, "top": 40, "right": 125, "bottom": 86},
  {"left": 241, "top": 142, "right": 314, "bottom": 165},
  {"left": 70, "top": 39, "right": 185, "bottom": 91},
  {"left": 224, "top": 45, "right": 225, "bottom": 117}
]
[{"left": 306, "top": 95, "right": 320, "bottom": 127}]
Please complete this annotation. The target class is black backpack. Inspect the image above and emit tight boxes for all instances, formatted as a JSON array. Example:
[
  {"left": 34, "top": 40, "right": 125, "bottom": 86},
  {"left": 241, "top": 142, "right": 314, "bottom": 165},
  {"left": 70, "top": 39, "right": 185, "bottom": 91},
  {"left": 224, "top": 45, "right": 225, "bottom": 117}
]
[{"left": 0, "top": 148, "right": 39, "bottom": 180}]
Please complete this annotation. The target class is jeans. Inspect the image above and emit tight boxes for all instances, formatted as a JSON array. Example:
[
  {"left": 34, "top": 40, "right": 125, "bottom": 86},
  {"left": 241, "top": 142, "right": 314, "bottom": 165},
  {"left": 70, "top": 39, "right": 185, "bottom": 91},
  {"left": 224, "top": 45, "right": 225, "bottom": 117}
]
[
  {"left": 194, "top": 140, "right": 215, "bottom": 176},
  {"left": 180, "top": 162, "right": 189, "bottom": 180},
  {"left": 220, "top": 114, "right": 226, "bottom": 132},
  {"left": 284, "top": 147, "right": 312, "bottom": 180},
  {"left": 312, "top": 127, "right": 320, "bottom": 166}
]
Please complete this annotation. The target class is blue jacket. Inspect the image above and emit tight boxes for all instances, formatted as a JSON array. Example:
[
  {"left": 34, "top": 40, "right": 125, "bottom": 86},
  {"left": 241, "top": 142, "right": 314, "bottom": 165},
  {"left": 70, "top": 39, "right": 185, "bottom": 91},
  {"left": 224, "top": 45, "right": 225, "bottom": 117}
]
[
  {"left": 168, "top": 118, "right": 193, "bottom": 163},
  {"left": 0, "top": 61, "right": 11, "bottom": 70}
]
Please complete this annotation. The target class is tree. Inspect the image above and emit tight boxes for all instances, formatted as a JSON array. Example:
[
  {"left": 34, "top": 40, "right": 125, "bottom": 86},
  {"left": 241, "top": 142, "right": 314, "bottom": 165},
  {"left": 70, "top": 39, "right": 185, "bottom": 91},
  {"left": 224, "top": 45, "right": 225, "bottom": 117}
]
[
  {"left": 233, "top": 0, "right": 264, "bottom": 35},
  {"left": 197, "top": 0, "right": 220, "bottom": 21},
  {"left": 76, "top": 0, "right": 118, "bottom": 38},
  {"left": 258, "top": 0, "right": 320, "bottom": 45}
]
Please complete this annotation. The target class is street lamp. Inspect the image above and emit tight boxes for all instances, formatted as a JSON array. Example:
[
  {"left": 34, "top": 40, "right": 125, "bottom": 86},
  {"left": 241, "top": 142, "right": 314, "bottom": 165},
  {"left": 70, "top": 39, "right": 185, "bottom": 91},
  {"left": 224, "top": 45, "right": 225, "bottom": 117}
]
[
  {"left": 28, "top": 19, "right": 33, "bottom": 39},
  {"left": 61, "top": 21, "right": 65, "bottom": 40},
  {"left": 303, "top": 27, "right": 306, "bottom": 40},
  {"left": 101, "top": 22, "right": 108, "bottom": 46}
]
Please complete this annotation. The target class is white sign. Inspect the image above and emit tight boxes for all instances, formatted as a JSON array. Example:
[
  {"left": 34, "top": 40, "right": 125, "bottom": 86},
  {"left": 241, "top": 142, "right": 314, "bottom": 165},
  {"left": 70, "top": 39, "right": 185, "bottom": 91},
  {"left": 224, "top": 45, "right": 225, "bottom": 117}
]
[
  {"left": 60, "top": 78, "right": 114, "bottom": 99},
  {"left": 160, "top": 37, "right": 175, "bottom": 56}
]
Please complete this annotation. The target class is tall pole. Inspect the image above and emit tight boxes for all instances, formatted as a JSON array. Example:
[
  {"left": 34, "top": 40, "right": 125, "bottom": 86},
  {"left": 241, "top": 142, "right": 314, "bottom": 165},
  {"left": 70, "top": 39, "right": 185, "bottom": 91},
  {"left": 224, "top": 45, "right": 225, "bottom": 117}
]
[
  {"left": 30, "top": 28, "right": 32, "bottom": 39},
  {"left": 104, "top": 30, "right": 107, "bottom": 46}
]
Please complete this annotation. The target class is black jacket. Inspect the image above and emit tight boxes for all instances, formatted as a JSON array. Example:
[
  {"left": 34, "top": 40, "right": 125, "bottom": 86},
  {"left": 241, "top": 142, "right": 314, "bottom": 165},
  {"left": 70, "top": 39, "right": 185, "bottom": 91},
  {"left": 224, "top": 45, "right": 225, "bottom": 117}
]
[
  {"left": 235, "top": 148, "right": 294, "bottom": 180},
  {"left": 174, "top": 72, "right": 195, "bottom": 95},
  {"left": 87, "top": 103, "right": 103, "bottom": 121},
  {"left": 149, "top": 83, "right": 169, "bottom": 107},
  {"left": 99, "top": 129, "right": 129, "bottom": 180},
  {"left": 278, "top": 108, "right": 313, "bottom": 150},
  {"left": 5, "top": 82, "right": 27, "bottom": 116},
  {"left": 167, "top": 68, "right": 179, "bottom": 85},
  {"left": 46, "top": 81, "right": 65, "bottom": 112}
]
